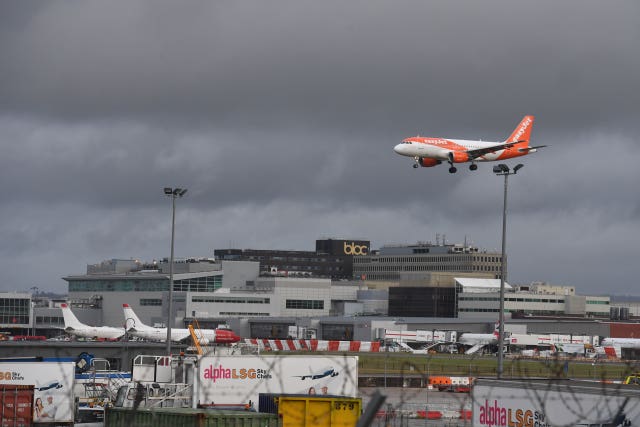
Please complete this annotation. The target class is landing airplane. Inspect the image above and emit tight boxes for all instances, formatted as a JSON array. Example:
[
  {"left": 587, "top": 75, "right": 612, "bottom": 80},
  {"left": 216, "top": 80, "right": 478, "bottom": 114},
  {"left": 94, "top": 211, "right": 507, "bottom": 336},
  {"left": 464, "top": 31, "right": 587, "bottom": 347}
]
[
  {"left": 122, "top": 304, "right": 241, "bottom": 344},
  {"left": 393, "top": 115, "right": 545, "bottom": 173},
  {"left": 60, "top": 303, "right": 125, "bottom": 340}
]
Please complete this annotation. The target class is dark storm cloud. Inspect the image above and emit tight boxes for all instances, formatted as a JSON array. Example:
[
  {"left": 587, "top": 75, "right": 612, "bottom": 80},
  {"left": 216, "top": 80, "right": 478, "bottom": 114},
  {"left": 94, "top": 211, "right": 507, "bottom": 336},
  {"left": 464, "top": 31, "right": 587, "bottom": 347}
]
[{"left": 0, "top": 0, "right": 639, "bottom": 294}]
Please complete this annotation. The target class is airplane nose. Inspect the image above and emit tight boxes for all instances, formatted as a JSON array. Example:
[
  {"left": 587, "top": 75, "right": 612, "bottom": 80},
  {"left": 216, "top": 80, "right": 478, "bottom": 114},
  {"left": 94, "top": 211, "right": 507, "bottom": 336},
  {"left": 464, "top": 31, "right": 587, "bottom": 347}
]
[
  {"left": 219, "top": 330, "right": 241, "bottom": 343},
  {"left": 393, "top": 144, "right": 403, "bottom": 154}
]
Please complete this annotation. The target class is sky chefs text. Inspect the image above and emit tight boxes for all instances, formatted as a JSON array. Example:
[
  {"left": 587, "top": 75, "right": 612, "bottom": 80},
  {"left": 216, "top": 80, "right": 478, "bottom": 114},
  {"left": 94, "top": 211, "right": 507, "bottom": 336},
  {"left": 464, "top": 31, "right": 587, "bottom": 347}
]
[{"left": 203, "top": 365, "right": 272, "bottom": 383}]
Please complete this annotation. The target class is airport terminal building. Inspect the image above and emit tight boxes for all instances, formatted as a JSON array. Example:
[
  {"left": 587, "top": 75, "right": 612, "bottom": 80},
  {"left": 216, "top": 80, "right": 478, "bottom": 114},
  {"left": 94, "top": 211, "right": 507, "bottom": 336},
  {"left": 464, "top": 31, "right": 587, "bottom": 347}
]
[
  {"left": 353, "top": 242, "right": 504, "bottom": 281},
  {"left": 0, "top": 237, "right": 620, "bottom": 342}
]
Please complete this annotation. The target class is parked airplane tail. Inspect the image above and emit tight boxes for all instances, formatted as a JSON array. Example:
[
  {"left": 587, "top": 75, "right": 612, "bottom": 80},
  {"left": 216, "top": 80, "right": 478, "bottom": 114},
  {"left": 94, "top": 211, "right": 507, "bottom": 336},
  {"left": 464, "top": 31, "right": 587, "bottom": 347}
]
[
  {"left": 123, "top": 304, "right": 152, "bottom": 330},
  {"left": 505, "top": 115, "right": 535, "bottom": 148},
  {"left": 60, "top": 303, "right": 84, "bottom": 329}
]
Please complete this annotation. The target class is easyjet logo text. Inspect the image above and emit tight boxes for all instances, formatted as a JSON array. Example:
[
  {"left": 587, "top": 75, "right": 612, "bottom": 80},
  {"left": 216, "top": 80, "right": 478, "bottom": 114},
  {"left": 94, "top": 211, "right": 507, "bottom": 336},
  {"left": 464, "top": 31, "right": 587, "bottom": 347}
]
[
  {"left": 344, "top": 242, "right": 368, "bottom": 255},
  {"left": 478, "top": 400, "right": 548, "bottom": 427},
  {"left": 512, "top": 117, "right": 532, "bottom": 142},
  {"left": 203, "top": 364, "right": 272, "bottom": 383}
]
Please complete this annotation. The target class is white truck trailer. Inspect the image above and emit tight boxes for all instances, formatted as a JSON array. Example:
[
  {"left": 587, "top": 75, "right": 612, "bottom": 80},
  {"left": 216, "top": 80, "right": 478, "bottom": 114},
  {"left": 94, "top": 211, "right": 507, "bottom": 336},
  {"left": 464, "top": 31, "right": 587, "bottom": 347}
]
[
  {"left": 0, "top": 361, "right": 76, "bottom": 425},
  {"left": 473, "top": 378, "right": 640, "bottom": 426},
  {"left": 195, "top": 354, "right": 359, "bottom": 407}
]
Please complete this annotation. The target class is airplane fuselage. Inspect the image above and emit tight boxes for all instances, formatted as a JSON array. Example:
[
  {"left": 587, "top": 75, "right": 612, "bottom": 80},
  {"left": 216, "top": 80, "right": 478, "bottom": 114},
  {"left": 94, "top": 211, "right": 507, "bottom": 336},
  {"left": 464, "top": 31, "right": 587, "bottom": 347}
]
[
  {"left": 122, "top": 303, "right": 240, "bottom": 344},
  {"left": 601, "top": 337, "right": 640, "bottom": 349},
  {"left": 127, "top": 326, "right": 240, "bottom": 344},
  {"left": 394, "top": 138, "right": 532, "bottom": 162},
  {"left": 458, "top": 333, "right": 498, "bottom": 346},
  {"left": 65, "top": 326, "right": 124, "bottom": 340}
]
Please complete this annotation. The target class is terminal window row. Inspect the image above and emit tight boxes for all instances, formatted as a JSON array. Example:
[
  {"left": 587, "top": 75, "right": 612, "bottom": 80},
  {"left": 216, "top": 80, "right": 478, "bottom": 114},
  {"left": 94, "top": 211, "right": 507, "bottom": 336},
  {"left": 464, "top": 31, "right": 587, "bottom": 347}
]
[
  {"left": 459, "top": 296, "right": 566, "bottom": 303},
  {"left": 192, "top": 297, "right": 270, "bottom": 304},
  {"left": 285, "top": 299, "right": 324, "bottom": 310},
  {"left": 355, "top": 256, "right": 502, "bottom": 264},
  {"left": 219, "top": 312, "right": 271, "bottom": 316}
]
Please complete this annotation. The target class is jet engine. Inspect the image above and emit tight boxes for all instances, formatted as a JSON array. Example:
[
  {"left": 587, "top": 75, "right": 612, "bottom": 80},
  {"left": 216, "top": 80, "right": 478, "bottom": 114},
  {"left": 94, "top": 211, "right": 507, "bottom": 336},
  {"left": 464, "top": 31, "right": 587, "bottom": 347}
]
[
  {"left": 418, "top": 158, "right": 442, "bottom": 167},
  {"left": 448, "top": 151, "right": 470, "bottom": 163}
]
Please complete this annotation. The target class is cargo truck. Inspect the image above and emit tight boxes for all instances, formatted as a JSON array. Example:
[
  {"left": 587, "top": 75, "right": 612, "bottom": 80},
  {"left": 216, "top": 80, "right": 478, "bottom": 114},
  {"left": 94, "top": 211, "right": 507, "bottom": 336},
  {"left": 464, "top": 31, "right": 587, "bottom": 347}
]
[
  {"left": 196, "top": 355, "right": 359, "bottom": 407},
  {"left": 473, "top": 378, "right": 640, "bottom": 426}
]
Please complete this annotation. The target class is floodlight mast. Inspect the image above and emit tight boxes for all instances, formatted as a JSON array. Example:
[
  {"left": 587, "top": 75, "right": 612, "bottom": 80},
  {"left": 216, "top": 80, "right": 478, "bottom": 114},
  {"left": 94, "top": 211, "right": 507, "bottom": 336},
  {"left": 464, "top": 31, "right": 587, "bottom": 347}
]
[
  {"left": 493, "top": 164, "right": 523, "bottom": 378},
  {"left": 164, "top": 187, "right": 187, "bottom": 355}
]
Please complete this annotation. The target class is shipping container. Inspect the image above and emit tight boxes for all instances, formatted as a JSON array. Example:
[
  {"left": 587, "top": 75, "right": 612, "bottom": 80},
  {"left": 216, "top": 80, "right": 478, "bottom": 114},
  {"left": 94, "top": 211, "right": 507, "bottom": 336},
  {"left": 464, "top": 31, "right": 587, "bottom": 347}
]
[
  {"left": 0, "top": 385, "right": 34, "bottom": 427},
  {"left": 277, "top": 395, "right": 362, "bottom": 427}
]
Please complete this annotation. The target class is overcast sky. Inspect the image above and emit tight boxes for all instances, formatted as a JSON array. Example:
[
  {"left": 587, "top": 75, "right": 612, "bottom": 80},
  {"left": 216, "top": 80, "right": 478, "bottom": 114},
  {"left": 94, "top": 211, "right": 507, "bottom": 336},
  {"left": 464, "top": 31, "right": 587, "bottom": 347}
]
[{"left": 1, "top": 1, "right": 639, "bottom": 296}]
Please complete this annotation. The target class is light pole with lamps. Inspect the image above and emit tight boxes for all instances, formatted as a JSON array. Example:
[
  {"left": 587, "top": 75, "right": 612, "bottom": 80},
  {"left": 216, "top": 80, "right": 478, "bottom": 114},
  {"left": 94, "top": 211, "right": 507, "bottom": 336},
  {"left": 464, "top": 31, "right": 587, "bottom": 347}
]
[
  {"left": 164, "top": 187, "right": 188, "bottom": 355},
  {"left": 493, "top": 163, "right": 523, "bottom": 379},
  {"left": 29, "top": 286, "right": 38, "bottom": 336}
]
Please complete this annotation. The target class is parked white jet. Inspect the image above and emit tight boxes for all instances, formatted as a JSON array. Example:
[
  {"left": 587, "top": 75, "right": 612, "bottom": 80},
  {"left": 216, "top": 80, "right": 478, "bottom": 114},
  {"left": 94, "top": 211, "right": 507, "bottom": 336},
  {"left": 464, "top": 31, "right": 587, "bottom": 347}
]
[
  {"left": 60, "top": 303, "right": 125, "bottom": 340},
  {"left": 457, "top": 324, "right": 501, "bottom": 355},
  {"left": 600, "top": 337, "right": 640, "bottom": 350},
  {"left": 457, "top": 330, "right": 499, "bottom": 346},
  {"left": 122, "top": 304, "right": 240, "bottom": 344}
]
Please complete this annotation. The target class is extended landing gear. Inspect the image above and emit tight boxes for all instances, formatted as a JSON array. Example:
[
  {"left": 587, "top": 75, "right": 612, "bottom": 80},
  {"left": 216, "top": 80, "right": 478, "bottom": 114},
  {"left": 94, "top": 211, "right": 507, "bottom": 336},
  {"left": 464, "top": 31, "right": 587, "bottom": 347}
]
[
  {"left": 448, "top": 166, "right": 457, "bottom": 174},
  {"left": 469, "top": 164, "right": 478, "bottom": 171},
  {"left": 413, "top": 163, "right": 419, "bottom": 168}
]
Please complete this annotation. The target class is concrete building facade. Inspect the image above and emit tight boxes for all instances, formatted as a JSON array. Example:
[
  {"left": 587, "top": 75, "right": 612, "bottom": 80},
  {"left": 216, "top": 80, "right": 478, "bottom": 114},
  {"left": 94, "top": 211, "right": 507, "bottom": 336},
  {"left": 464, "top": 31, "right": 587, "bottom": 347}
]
[{"left": 353, "top": 242, "right": 504, "bottom": 281}]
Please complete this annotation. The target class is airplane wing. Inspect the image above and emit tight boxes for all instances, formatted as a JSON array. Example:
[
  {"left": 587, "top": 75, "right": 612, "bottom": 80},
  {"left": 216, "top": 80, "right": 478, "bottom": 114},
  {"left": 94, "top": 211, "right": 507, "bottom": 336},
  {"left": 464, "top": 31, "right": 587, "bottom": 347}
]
[
  {"left": 465, "top": 141, "right": 523, "bottom": 160},
  {"left": 517, "top": 145, "right": 547, "bottom": 152}
]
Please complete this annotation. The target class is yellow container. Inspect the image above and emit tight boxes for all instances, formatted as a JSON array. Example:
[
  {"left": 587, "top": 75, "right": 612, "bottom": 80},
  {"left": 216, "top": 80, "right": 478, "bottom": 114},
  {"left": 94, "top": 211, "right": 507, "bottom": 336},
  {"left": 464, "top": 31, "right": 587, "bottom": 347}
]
[{"left": 278, "top": 396, "right": 362, "bottom": 427}]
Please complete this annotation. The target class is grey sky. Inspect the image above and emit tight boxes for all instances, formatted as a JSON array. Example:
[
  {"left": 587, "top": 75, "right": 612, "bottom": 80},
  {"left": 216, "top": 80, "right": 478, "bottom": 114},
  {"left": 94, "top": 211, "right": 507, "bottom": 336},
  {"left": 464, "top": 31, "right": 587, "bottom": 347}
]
[{"left": 1, "top": 1, "right": 639, "bottom": 295}]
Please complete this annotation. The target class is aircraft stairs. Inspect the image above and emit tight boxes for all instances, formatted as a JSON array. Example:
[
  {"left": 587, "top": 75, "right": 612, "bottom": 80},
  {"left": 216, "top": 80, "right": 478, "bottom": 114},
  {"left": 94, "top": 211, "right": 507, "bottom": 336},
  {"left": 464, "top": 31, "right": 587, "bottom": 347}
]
[{"left": 465, "top": 344, "right": 485, "bottom": 355}]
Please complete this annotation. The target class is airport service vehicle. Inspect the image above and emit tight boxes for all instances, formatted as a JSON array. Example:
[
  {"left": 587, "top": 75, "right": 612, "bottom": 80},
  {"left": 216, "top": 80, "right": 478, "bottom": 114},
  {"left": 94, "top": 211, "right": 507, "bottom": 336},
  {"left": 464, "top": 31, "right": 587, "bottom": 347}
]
[
  {"left": 473, "top": 378, "right": 640, "bottom": 426},
  {"left": 123, "top": 304, "right": 240, "bottom": 344},
  {"left": 0, "top": 361, "right": 76, "bottom": 425},
  {"left": 113, "top": 354, "right": 358, "bottom": 410},
  {"left": 196, "top": 355, "right": 358, "bottom": 406},
  {"left": 394, "top": 115, "right": 545, "bottom": 173}
]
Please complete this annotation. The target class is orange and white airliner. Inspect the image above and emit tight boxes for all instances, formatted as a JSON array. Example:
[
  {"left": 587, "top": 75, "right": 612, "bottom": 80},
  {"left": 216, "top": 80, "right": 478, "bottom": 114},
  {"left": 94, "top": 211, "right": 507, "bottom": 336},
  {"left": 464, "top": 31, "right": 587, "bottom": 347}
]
[{"left": 393, "top": 115, "right": 545, "bottom": 173}]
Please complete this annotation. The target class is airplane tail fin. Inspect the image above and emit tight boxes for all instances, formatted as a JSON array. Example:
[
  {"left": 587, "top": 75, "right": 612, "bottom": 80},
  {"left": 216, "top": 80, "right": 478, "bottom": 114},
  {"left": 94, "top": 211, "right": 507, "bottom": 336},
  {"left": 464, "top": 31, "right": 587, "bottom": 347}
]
[
  {"left": 60, "top": 303, "right": 85, "bottom": 329},
  {"left": 123, "top": 304, "right": 151, "bottom": 330},
  {"left": 505, "top": 115, "right": 535, "bottom": 148}
]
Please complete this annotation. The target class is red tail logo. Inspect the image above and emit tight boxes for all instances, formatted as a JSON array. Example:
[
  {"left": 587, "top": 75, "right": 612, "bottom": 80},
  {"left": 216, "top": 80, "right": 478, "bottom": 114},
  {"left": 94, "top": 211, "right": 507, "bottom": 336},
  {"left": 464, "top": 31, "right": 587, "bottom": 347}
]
[{"left": 506, "top": 115, "right": 534, "bottom": 144}]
